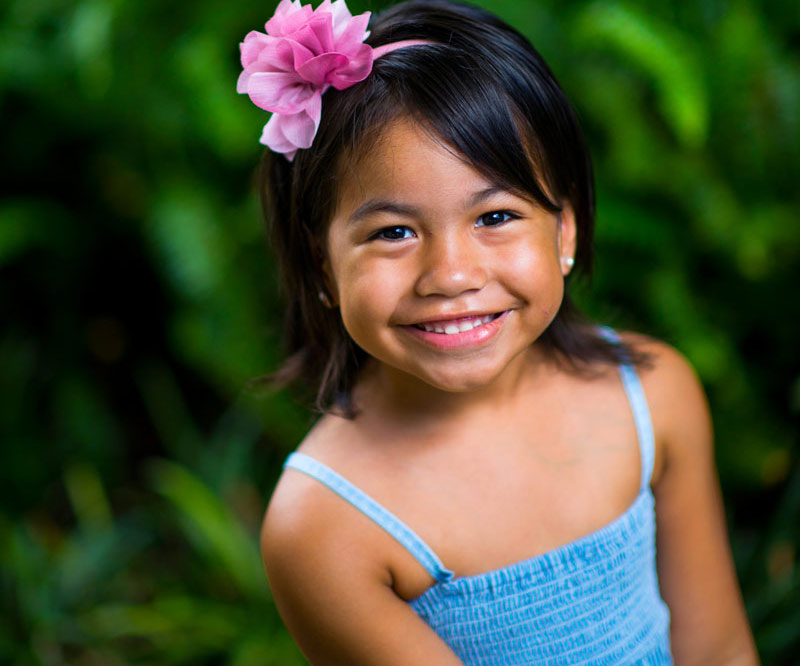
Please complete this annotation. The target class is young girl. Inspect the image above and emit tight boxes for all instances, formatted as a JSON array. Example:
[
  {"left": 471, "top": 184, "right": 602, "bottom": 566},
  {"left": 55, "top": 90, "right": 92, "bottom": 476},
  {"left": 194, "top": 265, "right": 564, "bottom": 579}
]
[{"left": 237, "top": 1, "right": 759, "bottom": 663}]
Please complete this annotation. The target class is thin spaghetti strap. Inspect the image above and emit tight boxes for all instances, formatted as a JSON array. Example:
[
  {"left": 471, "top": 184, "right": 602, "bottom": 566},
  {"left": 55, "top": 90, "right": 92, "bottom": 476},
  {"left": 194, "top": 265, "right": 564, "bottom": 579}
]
[
  {"left": 617, "top": 363, "right": 656, "bottom": 489},
  {"left": 597, "top": 327, "right": 657, "bottom": 489},
  {"left": 284, "top": 452, "right": 455, "bottom": 583}
]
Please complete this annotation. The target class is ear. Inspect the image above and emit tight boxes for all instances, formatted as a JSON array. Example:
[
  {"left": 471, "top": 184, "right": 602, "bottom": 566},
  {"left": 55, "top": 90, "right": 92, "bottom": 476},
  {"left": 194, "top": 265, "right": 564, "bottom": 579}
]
[
  {"left": 320, "top": 257, "right": 339, "bottom": 308},
  {"left": 557, "top": 204, "right": 577, "bottom": 276}
]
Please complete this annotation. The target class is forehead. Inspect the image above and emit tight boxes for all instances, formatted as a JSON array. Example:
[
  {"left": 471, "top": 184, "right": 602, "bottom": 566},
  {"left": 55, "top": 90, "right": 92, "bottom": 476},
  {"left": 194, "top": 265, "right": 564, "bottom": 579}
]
[{"left": 333, "top": 118, "right": 497, "bottom": 214}]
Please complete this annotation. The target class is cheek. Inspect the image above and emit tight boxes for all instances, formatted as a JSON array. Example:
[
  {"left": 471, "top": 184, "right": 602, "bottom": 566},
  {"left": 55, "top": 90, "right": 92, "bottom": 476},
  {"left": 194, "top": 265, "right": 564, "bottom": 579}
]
[
  {"left": 334, "top": 258, "right": 407, "bottom": 331},
  {"left": 499, "top": 234, "right": 561, "bottom": 279},
  {"left": 498, "top": 237, "right": 565, "bottom": 308}
]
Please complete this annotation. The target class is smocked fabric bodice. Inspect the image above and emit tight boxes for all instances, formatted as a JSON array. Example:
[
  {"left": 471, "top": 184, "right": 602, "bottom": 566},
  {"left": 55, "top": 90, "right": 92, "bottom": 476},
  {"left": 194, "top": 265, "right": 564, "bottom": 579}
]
[
  {"left": 406, "top": 488, "right": 671, "bottom": 664},
  {"left": 284, "top": 332, "right": 673, "bottom": 664}
]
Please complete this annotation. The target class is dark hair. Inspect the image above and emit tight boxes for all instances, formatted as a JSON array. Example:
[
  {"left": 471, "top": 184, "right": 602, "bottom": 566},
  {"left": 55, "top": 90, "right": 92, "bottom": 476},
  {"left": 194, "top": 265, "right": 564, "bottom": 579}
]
[{"left": 261, "top": 0, "right": 646, "bottom": 415}]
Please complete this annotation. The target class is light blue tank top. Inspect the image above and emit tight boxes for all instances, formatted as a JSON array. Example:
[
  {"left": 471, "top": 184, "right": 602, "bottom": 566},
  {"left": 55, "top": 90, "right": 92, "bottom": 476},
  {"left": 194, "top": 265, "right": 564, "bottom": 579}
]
[{"left": 284, "top": 335, "right": 673, "bottom": 665}]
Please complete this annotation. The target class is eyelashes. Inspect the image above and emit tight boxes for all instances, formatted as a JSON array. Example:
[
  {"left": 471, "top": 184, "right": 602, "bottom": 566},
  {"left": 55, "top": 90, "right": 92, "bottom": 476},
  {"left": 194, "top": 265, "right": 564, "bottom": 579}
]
[
  {"left": 368, "top": 210, "right": 521, "bottom": 242},
  {"left": 476, "top": 210, "right": 520, "bottom": 227},
  {"left": 369, "top": 226, "right": 416, "bottom": 241}
]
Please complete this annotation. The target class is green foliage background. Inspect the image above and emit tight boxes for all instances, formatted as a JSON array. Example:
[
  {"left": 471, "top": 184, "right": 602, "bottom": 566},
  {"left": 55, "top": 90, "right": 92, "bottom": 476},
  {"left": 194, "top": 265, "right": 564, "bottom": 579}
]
[{"left": 1, "top": 0, "right": 798, "bottom": 663}]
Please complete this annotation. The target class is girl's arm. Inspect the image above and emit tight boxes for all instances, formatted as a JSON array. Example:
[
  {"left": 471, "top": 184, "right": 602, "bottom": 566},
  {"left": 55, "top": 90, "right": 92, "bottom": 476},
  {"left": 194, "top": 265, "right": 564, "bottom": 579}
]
[
  {"left": 261, "top": 472, "right": 465, "bottom": 666},
  {"left": 641, "top": 339, "right": 759, "bottom": 665}
]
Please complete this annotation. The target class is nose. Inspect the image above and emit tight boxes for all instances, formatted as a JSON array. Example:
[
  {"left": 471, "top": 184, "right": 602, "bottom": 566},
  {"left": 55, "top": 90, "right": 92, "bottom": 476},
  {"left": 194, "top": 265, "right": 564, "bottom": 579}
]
[{"left": 414, "top": 231, "right": 489, "bottom": 298}]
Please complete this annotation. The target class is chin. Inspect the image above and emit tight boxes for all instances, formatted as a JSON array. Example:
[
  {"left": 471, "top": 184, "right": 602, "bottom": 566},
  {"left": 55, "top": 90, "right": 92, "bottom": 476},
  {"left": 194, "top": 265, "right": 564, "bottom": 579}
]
[{"left": 412, "top": 365, "right": 508, "bottom": 394}]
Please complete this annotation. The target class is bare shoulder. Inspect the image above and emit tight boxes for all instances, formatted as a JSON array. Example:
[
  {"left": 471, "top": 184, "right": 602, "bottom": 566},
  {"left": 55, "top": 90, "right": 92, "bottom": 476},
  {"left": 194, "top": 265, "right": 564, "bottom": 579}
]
[
  {"left": 260, "top": 417, "right": 464, "bottom": 665},
  {"left": 261, "top": 416, "right": 390, "bottom": 591},
  {"left": 616, "top": 334, "right": 760, "bottom": 663},
  {"left": 259, "top": 423, "right": 385, "bottom": 661},
  {"left": 618, "top": 331, "right": 706, "bottom": 399}
]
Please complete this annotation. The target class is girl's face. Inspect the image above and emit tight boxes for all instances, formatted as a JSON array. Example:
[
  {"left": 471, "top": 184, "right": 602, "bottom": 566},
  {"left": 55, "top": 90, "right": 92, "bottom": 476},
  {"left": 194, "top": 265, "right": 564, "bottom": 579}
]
[{"left": 324, "top": 118, "right": 576, "bottom": 395}]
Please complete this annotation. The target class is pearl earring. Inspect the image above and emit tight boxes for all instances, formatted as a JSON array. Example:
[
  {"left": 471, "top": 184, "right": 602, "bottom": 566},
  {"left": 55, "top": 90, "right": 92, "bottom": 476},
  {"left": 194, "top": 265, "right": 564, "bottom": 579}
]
[
  {"left": 562, "top": 257, "right": 575, "bottom": 268},
  {"left": 318, "top": 290, "right": 333, "bottom": 308}
]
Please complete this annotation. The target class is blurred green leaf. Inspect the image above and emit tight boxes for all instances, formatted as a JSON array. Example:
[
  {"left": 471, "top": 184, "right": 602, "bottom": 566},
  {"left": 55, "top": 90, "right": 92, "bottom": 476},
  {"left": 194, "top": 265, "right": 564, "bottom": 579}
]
[
  {"left": 574, "top": 1, "right": 709, "bottom": 148},
  {"left": 147, "top": 458, "right": 267, "bottom": 601},
  {"left": 148, "top": 184, "right": 230, "bottom": 302},
  {"left": 64, "top": 462, "right": 113, "bottom": 532}
]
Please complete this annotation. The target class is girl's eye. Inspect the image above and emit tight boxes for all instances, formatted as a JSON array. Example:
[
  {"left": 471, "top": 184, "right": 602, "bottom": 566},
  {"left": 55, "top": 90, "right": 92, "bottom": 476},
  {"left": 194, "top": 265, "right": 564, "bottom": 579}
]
[
  {"left": 476, "top": 210, "right": 518, "bottom": 227},
  {"left": 371, "top": 226, "right": 415, "bottom": 241}
]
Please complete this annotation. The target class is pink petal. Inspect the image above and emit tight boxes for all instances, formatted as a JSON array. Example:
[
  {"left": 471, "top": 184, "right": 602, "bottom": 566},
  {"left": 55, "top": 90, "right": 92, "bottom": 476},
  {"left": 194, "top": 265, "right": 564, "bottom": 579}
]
[
  {"left": 299, "top": 92, "right": 322, "bottom": 142},
  {"left": 307, "top": 11, "right": 336, "bottom": 53},
  {"left": 236, "top": 68, "right": 253, "bottom": 94},
  {"left": 316, "top": 0, "right": 334, "bottom": 15},
  {"left": 327, "top": 45, "right": 373, "bottom": 89},
  {"left": 240, "top": 31, "right": 272, "bottom": 68},
  {"left": 288, "top": 18, "right": 327, "bottom": 55},
  {"left": 280, "top": 110, "right": 318, "bottom": 148},
  {"left": 260, "top": 94, "right": 322, "bottom": 158},
  {"left": 245, "top": 71, "right": 315, "bottom": 113},
  {"left": 260, "top": 115, "right": 300, "bottom": 159},
  {"left": 269, "top": 38, "right": 314, "bottom": 73},
  {"left": 296, "top": 52, "right": 348, "bottom": 86},
  {"left": 329, "top": 0, "right": 354, "bottom": 34},
  {"left": 267, "top": 0, "right": 313, "bottom": 37},
  {"left": 333, "top": 12, "right": 370, "bottom": 54}
]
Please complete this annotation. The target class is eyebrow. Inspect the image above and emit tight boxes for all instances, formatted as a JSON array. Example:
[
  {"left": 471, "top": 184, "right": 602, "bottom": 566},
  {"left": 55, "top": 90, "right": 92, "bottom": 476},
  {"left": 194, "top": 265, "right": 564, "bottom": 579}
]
[
  {"left": 467, "top": 185, "right": 506, "bottom": 208},
  {"left": 348, "top": 200, "right": 420, "bottom": 224},
  {"left": 347, "top": 186, "right": 508, "bottom": 225}
]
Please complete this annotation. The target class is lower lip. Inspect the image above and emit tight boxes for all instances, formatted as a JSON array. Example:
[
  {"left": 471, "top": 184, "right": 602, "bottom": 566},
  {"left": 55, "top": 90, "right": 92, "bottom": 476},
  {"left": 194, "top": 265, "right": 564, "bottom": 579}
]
[{"left": 401, "top": 311, "right": 509, "bottom": 349}]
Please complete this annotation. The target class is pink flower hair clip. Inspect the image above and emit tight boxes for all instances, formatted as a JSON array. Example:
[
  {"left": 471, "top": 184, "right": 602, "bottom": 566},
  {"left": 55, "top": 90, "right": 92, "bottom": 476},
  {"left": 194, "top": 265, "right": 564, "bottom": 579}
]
[{"left": 237, "top": 0, "right": 428, "bottom": 160}]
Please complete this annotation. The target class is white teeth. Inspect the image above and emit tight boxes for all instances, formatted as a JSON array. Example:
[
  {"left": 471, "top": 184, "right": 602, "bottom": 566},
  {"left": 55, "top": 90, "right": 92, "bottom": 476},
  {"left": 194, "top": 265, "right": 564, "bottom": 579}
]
[{"left": 419, "top": 314, "right": 498, "bottom": 334}]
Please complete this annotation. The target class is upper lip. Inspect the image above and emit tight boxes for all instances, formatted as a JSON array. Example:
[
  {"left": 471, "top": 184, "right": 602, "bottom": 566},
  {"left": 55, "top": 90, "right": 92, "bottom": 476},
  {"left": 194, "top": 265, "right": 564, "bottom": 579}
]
[{"left": 406, "top": 310, "right": 505, "bottom": 326}]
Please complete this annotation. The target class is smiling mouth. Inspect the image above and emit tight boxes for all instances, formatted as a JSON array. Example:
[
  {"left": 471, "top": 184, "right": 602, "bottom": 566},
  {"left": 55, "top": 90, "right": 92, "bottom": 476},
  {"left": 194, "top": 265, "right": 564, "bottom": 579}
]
[{"left": 412, "top": 312, "right": 504, "bottom": 335}]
